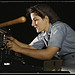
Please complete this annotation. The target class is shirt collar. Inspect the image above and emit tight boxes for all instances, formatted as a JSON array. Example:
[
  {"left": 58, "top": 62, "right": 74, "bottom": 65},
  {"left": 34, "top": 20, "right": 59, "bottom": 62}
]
[
  {"left": 41, "top": 23, "right": 53, "bottom": 37},
  {"left": 48, "top": 23, "right": 53, "bottom": 35}
]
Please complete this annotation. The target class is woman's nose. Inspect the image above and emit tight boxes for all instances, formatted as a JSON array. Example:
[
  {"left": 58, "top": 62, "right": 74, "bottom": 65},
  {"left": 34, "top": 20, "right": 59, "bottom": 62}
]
[{"left": 32, "top": 21, "right": 36, "bottom": 26}]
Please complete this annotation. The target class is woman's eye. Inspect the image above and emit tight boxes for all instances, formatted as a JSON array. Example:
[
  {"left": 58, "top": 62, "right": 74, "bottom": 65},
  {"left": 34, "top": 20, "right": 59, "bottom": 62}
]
[
  {"left": 34, "top": 20, "right": 36, "bottom": 21},
  {"left": 34, "top": 19, "right": 38, "bottom": 21}
]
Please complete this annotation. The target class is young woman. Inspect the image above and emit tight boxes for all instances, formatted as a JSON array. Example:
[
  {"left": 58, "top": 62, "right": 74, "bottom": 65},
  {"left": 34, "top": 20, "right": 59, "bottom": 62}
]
[{"left": 7, "top": 4, "right": 75, "bottom": 74}]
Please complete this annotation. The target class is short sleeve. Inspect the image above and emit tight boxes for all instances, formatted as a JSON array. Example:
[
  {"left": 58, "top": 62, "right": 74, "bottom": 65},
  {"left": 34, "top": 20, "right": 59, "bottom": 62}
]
[
  {"left": 48, "top": 23, "right": 67, "bottom": 48},
  {"left": 29, "top": 36, "right": 45, "bottom": 49}
]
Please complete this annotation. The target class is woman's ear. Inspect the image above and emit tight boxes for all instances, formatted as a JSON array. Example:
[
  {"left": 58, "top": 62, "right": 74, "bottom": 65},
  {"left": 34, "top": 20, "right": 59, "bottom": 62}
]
[
  {"left": 45, "top": 16, "right": 48, "bottom": 19},
  {"left": 45, "top": 16, "right": 49, "bottom": 23}
]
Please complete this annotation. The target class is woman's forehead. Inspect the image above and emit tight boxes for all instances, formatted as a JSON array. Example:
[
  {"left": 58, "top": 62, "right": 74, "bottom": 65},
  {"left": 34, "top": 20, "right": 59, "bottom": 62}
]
[{"left": 30, "top": 13, "right": 41, "bottom": 19}]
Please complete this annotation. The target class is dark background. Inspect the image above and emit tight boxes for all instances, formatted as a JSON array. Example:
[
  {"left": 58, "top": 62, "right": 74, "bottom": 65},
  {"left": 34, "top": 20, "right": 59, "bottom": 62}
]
[
  {"left": 0, "top": 1, "right": 75, "bottom": 73},
  {"left": 0, "top": 1, "right": 75, "bottom": 44}
]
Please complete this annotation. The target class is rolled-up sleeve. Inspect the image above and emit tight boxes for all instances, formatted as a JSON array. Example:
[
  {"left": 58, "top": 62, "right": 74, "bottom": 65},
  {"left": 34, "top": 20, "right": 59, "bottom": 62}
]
[{"left": 48, "top": 24, "right": 67, "bottom": 48}]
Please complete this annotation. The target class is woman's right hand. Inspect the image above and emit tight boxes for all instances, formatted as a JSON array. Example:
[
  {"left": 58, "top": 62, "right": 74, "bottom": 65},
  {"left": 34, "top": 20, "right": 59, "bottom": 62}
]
[{"left": 7, "top": 36, "right": 15, "bottom": 42}]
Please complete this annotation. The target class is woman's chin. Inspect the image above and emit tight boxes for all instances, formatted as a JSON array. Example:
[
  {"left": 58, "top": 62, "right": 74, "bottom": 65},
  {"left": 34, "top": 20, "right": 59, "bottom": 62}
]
[{"left": 36, "top": 30, "right": 40, "bottom": 33}]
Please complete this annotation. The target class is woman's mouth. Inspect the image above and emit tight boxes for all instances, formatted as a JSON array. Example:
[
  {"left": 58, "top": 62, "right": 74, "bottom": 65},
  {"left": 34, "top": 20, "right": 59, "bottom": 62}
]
[{"left": 34, "top": 26, "right": 38, "bottom": 29}]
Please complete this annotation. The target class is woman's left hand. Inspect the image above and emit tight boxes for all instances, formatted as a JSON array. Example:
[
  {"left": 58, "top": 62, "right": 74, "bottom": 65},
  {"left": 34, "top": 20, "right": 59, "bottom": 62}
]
[{"left": 7, "top": 40, "right": 21, "bottom": 53}]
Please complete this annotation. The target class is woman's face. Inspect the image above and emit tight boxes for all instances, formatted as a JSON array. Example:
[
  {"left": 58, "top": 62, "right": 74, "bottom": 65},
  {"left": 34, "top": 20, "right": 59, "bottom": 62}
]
[{"left": 30, "top": 13, "right": 49, "bottom": 33}]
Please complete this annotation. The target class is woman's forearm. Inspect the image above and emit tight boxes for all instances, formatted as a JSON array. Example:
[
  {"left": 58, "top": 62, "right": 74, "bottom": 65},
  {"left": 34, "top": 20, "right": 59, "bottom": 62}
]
[{"left": 14, "top": 39, "right": 36, "bottom": 49}]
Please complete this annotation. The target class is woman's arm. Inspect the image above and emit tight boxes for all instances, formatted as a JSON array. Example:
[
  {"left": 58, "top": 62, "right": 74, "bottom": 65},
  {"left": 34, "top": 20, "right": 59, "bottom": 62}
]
[
  {"left": 7, "top": 36, "right": 36, "bottom": 49},
  {"left": 7, "top": 40, "right": 59, "bottom": 60}
]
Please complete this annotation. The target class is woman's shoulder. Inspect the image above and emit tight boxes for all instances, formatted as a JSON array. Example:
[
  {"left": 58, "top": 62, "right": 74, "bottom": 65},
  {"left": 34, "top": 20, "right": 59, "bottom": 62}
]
[{"left": 52, "top": 21, "right": 69, "bottom": 29}]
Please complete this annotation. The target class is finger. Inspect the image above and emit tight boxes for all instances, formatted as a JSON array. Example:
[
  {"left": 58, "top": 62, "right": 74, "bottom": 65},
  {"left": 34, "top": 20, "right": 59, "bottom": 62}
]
[
  {"left": 7, "top": 47, "right": 12, "bottom": 51},
  {"left": 7, "top": 36, "right": 12, "bottom": 39},
  {"left": 7, "top": 42, "right": 13, "bottom": 47},
  {"left": 7, "top": 40, "right": 13, "bottom": 44},
  {"left": 7, "top": 44, "right": 12, "bottom": 48},
  {"left": 7, "top": 36, "right": 13, "bottom": 40},
  {"left": 7, "top": 40, "right": 11, "bottom": 42}
]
